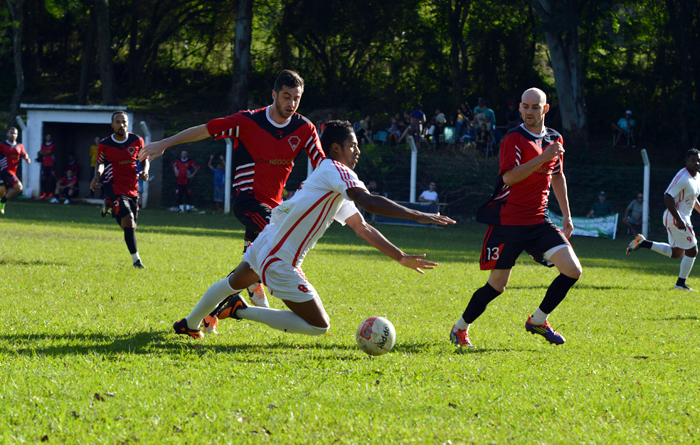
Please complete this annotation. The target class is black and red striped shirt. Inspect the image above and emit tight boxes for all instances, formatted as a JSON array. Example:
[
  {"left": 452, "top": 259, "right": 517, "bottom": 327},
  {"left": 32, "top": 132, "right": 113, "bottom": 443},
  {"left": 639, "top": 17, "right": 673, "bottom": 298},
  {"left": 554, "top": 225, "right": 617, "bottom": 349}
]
[{"left": 96, "top": 133, "right": 144, "bottom": 198}]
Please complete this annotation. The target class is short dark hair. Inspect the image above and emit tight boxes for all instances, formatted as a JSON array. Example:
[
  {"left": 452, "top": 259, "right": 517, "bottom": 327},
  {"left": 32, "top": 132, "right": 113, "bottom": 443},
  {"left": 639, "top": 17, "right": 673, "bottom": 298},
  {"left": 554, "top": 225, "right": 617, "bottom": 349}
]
[
  {"left": 111, "top": 111, "right": 128, "bottom": 121},
  {"left": 7, "top": 126, "right": 17, "bottom": 132},
  {"left": 274, "top": 70, "right": 304, "bottom": 93},
  {"left": 320, "top": 120, "right": 354, "bottom": 154},
  {"left": 686, "top": 148, "right": 700, "bottom": 160}
]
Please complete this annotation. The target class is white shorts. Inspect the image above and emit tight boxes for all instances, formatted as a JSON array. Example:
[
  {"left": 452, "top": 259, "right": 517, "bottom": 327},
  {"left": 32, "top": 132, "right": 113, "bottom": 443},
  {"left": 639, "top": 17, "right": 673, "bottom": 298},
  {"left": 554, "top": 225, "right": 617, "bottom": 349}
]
[
  {"left": 242, "top": 237, "right": 318, "bottom": 304},
  {"left": 664, "top": 211, "right": 697, "bottom": 249}
]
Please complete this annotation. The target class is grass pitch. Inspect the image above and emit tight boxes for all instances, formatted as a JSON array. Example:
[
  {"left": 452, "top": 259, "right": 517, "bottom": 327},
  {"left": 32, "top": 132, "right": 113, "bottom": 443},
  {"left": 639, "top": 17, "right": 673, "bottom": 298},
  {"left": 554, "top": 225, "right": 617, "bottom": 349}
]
[{"left": 1, "top": 201, "right": 699, "bottom": 444}]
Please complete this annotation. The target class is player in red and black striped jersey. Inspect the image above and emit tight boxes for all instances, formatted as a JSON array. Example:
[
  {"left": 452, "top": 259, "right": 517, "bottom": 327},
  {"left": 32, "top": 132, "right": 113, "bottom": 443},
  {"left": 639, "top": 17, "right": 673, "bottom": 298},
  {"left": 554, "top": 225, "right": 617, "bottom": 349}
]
[
  {"left": 140, "top": 70, "right": 325, "bottom": 319},
  {"left": 91, "top": 111, "right": 150, "bottom": 268},
  {"left": 0, "top": 127, "right": 31, "bottom": 214},
  {"left": 172, "top": 150, "right": 200, "bottom": 212},
  {"left": 449, "top": 88, "right": 582, "bottom": 348}
]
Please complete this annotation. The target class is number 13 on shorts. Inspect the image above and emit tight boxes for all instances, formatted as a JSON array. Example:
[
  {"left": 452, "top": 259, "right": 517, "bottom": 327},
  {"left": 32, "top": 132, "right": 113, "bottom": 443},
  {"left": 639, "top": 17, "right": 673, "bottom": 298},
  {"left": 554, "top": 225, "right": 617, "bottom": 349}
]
[{"left": 481, "top": 243, "right": 505, "bottom": 270}]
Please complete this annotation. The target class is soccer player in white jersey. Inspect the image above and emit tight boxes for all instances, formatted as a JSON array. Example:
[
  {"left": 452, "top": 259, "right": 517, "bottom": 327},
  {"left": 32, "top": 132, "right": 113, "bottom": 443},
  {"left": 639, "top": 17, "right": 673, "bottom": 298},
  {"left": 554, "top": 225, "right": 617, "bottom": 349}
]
[
  {"left": 173, "top": 120, "right": 455, "bottom": 339},
  {"left": 626, "top": 148, "right": 700, "bottom": 291}
]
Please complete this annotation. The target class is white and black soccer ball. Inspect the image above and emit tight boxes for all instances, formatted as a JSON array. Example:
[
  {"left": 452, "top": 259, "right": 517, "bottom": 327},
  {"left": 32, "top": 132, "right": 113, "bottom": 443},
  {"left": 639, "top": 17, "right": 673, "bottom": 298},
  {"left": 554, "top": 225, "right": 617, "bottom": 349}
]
[{"left": 355, "top": 316, "right": 396, "bottom": 356}]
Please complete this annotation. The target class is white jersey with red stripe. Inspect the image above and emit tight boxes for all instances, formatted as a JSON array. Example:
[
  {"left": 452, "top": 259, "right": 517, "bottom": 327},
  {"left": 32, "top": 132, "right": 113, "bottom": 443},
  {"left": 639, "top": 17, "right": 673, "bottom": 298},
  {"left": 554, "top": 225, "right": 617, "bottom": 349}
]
[
  {"left": 664, "top": 167, "right": 700, "bottom": 224},
  {"left": 251, "top": 158, "right": 367, "bottom": 269}
]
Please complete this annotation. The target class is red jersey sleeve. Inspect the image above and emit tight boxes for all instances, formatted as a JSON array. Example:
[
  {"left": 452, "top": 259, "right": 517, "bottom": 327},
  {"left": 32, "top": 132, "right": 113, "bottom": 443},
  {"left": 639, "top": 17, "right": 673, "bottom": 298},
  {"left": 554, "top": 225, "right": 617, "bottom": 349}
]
[
  {"left": 207, "top": 114, "right": 245, "bottom": 140},
  {"left": 303, "top": 125, "right": 324, "bottom": 168},
  {"left": 499, "top": 132, "right": 520, "bottom": 173}
]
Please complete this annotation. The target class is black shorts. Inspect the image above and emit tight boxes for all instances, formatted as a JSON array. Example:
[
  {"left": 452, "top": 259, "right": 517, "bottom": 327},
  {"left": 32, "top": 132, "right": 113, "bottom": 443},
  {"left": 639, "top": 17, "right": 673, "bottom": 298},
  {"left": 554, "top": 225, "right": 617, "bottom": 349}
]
[
  {"left": 233, "top": 193, "right": 272, "bottom": 235},
  {"left": 108, "top": 195, "right": 139, "bottom": 221},
  {"left": 0, "top": 170, "right": 19, "bottom": 188},
  {"left": 480, "top": 222, "right": 569, "bottom": 270},
  {"left": 41, "top": 166, "right": 56, "bottom": 178}
]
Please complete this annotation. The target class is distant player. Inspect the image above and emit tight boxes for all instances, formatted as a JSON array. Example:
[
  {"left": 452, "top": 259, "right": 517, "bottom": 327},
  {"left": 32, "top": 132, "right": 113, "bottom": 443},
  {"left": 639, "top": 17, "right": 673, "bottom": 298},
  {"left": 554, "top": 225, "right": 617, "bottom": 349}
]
[
  {"left": 172, "top": 150, "right": 199, "bottom": 212},
  {"left": 139, "top": 69, "right": 325, "bottom": 327},
  {"left": 449, "top": 88, "right": 582, "bottom": 348},
  {"left": 91, "top": 111, "right": 149, "bottom": 268},
  {"left": 0, "top": 127, "right": 31, "bottom": 214},
  {"left": 626, "top": 149, "right": 700, "bottom": 291},
  {"left": 172, "top": 120, "right": 455, "bottom": 339},
  {"left": 38, "top": 133, "right": 56, "bottom": 199}
]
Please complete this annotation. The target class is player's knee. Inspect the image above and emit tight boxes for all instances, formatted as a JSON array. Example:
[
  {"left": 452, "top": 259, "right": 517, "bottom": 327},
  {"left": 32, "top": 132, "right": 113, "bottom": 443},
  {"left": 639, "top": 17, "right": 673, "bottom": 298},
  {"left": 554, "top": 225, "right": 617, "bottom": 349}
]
[{"left": 308, "top": 324, "right": 329, "bottom": 336}]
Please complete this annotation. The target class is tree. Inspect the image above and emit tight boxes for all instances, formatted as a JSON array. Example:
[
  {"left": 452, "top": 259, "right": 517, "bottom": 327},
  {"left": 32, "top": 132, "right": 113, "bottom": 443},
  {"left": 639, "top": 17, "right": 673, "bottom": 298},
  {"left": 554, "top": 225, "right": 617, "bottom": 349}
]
[
  {"left": 529, "top": 0, "right": 588, "bottom": 146},
  {"left": 95, "top": 0, "right": 117, "bottom": 104},
  {"left": 5, "top": 0, "right": 24, "bottom": 128},
  {"left": 230, "top": 0, "right": 252, "bottom": 113},
  {"left": 78, "top": 4, "right": 97, "bottom": 105}
]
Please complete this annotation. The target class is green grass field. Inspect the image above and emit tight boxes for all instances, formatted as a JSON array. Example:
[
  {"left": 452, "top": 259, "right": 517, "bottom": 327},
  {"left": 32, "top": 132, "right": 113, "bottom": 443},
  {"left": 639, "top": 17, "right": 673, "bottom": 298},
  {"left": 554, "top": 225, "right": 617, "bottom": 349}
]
[{"left": 1, "top": 201, "right": 699, "bottom": 444}]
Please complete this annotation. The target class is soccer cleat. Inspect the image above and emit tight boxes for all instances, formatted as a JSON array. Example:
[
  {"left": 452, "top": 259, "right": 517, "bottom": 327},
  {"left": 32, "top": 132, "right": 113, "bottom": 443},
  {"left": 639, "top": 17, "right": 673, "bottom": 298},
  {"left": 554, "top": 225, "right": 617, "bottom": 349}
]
[
  {"left": 133, "top": 259, "right": 145, "bottom": 269},
  {"left": 100, "top": 201, "right": 110, "bottom": 217},
  {"left": 216, "top": 293, "right": 248, "bottom": 320},
  {"left": 0, "top": 202, "right": 4, "bottom": 214},
  {"left": 525, "top": 316, "right": 565, "bottom": 345},
  {"left": 449, "top": 324, "right": 475, "bottom": 348},
  {"left": 248, "top": 283, "right": 269, "bottom": 308},
  {"left": 626, "top": 234, "right": 645, "bottom": 255},
  {"left": 49, "top": 197, "right": 59, "bottom": 204},
  {"left": 673, "top": 284, "right": 697, "bottom": 292},
  {"left": 39, "top": 193, "right": 47, "bottom": 199},
  {"left": 173, "top": 318, "right": 204, "bottom": 339},
  {"left": 63, "top": 199, "right": 70, "bottom": 205},
  {"left": 202, "top": 315, "right": 219, "bottom": 334}
]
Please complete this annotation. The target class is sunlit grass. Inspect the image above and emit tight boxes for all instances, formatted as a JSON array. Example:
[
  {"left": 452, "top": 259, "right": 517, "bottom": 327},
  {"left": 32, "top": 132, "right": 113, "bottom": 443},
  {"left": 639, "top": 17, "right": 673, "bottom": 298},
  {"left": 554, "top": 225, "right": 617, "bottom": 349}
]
[{"left": 1, "top": 202, "right": 698, "bottom": 443}]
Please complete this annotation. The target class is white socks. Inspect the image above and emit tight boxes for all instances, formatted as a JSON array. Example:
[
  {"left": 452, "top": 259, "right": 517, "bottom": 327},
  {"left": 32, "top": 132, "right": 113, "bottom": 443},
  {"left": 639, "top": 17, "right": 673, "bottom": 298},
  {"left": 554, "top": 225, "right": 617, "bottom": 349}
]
[
  {"left": 650, "top": 242, "right": 673, "bottom": 257},
  {"left": 529, "top": 307, "right": 549, "bottom": 325},
  {"left": 186, "top": 278, "right": 242, "bottom": 329},
  {"left": 454, "top": 317, "right": 469, "bottom": 332},
  {"left": 131, "top": 252, "right": 140, "bottom": 262},
  {"left": 237, "top": 307, "right": 328, "bottom": 335},
  {"left": 680, "top": 255, "right": 696, "bottom": 280}
]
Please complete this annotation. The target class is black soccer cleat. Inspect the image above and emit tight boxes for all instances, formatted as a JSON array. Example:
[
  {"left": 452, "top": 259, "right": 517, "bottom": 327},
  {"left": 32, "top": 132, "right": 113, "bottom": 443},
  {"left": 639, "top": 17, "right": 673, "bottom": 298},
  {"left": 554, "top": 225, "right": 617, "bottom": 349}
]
[
  {"left": 173, "top": 318, "right": 204, "bottom": 339},
  {"left": 133, "top": 259, "right": 145, "bottom": 269},
  {"left": 216, "top": 293, "right": 248, "bottom": 320}
]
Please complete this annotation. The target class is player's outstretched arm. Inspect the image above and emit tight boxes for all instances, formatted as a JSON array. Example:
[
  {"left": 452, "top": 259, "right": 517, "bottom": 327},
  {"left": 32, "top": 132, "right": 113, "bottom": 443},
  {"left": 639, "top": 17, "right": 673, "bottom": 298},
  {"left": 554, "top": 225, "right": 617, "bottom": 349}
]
[
  {"left": 348, "top": 188, "right": 455, "bottom": 226},
  {"left": 345, "top": 213, "right": 438, "bottom": 274},
  {"left": 139, "top": 124, "right": 210, "bottom": 161},
  {"left": 551, "top": 173, "right": 574, "bottom": 238}
]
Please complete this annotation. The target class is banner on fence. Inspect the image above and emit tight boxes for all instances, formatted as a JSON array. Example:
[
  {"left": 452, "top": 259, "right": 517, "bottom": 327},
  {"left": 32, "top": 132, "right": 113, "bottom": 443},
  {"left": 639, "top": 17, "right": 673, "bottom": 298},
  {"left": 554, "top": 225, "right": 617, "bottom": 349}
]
[{"left": 549, "top": 213, "right": 619, "bottom": 239}]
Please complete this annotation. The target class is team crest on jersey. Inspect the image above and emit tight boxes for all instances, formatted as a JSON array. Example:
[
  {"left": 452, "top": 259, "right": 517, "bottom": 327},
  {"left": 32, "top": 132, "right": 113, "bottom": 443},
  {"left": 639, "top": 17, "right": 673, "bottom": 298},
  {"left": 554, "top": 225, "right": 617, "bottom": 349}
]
[
  {"left": 127, "top": 146, "right": 135, "bottom": 155},
  {"left": 288, "top": 136, "right": 301, "bottom": 151}
]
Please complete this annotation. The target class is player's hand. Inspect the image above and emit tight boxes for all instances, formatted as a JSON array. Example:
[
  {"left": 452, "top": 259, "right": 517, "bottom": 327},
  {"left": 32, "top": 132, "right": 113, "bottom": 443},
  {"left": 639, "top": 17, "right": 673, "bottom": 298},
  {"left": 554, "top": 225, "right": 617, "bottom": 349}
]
[
  {"left": 398, "top": 254, "right": 438, "bottom": 274},
  {"left": 209, "top": 154, "right": 214, "bottom": 159},
  {"left": 415, "top": 212, "right": 456, "bottom": 226},
  {"left": 139, "top": 171, "right": 149, "bottom": 181},
  {"left": 186, "top": 173, "right": 194, "bottom": 179},
  {"left": 542, "top": 141, "right": 565, "bottom": 162},
  {"left": 90, "top": 177, "right": 102, "bottom": 191},
  {"left": 676, "top": 218, "right": 686, "bottom": 231},
  {"left": 139, "top": 140, "right": 169, "bottom": 161},
  {"left": 562, "top": 214, "right": 574, "bottom": 238}
]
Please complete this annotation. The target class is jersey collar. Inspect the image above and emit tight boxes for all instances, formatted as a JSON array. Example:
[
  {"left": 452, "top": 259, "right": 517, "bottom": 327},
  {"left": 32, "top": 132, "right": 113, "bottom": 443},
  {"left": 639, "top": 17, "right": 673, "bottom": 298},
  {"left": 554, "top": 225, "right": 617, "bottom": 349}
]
[
  {"left": 520, "top": 123, "right": 546, "bottom": 138},
  {"left": 266, "top": 106, "right": 292, "bottom": 129}
]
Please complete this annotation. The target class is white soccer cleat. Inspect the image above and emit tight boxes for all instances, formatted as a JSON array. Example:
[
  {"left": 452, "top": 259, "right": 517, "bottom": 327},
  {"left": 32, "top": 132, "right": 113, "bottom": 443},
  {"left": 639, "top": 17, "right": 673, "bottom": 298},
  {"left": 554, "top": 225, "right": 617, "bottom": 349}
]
[
  {"left": 673, "top": 284, "right": 696, "bottom": 292},
  {"left": 49, "top": 197, "right": 59, "bottom": 204},
  {"left": 626, "top": 234, "right": 645, "bottom": 255},
  {"left": 63, "top": 199, "right": 70, "bottom": 205},
  {"left": 247, "top": 283, "right": 269, "bottom": 308}
]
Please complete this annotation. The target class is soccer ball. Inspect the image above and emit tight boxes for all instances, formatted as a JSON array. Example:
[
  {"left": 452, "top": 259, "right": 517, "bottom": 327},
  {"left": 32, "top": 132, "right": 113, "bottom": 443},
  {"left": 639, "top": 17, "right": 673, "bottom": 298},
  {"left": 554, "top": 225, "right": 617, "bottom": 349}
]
[{"left": 356, "top": 316, "right": 396, "bottom": 356}]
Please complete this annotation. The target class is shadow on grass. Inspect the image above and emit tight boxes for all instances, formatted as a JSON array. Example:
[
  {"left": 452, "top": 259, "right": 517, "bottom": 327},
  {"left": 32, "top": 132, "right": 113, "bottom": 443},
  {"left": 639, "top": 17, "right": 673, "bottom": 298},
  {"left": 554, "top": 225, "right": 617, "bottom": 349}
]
[
  {"left": 646, "top": 315, "right": 699, "bottom": 321},
  {"left": 0, "top": 330, "right": 371, "bottom": 360},
  {"left": 0, "top": 258, "right": 68, "bottom": 266}
]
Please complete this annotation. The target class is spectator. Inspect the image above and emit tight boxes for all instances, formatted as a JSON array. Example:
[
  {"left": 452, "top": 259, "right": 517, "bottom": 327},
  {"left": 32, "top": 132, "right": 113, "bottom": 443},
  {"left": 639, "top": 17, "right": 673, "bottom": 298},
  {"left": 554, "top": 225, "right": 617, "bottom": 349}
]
[
  {"left": 50, "top": 169, "right": 78, "bottom": 204},
  {"left": 208, "top": 154, "right": 226, "bottom": 214},
  {"left": 173, "top": 149, "right": 200, "bottom": 213},
  {"left": 430, "top": 108, "right": 446, "bottom": 151},
  {"left": 418, "top": 181, "right": 439, "bottom": 213},
  {"left": 411, "top": 103, "right": 427, "bottom": 149},
  {"left": 356, "top": 115, "right": 372, "bottom": 145},
  {"left": 38, "top": 133, "right": 56, "bottom": 199},
  {"left": 475, "top": 123, "right": 492, "bottom": 153},
  {"left": 398, "top": 110, "right": 414, "bottom": 145},
  {"left": 473, "top": 98, "right": 485, "bottom": 116},
  {"left": 89, "top": 136, "right": 100, "bottom": 197},
  {"left": 65, "top": 153, "right": 80, "bottom": 178},
  {"left": 612, "top": 110, "right": 635, "bottom": 147},
  {"left": 505, "top": 101, "right": 521, "bottom": 130},
  {"left": 367, "top": 180, "right": 381, "bottom": 196},
  {"left": 481, "top": 100, "right": 496, "bottom": 130},
  {"left": 386, "top": 119, "right": 401, "bottom": 146},
  {"left": 455, "top": 102, "right": 473, "bottom": 141},
  {"left": 587, "top": 191, "right": 614, "bottom": 218},
  {"left": 623, "top": 192, "right": 644, "bottom": 236}
]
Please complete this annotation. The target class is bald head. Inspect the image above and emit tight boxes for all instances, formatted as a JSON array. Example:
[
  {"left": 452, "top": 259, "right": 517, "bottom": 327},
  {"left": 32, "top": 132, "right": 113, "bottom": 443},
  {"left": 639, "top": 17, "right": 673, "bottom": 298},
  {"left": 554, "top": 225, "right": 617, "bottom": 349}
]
[{"left": 521, "top": 88, "right": 547, "bottom": 106}]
